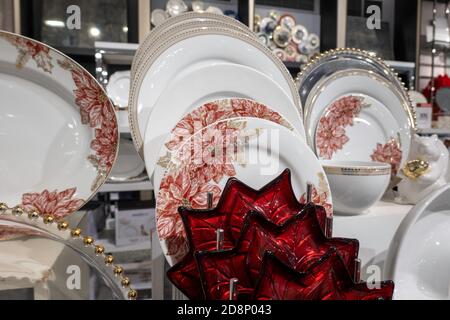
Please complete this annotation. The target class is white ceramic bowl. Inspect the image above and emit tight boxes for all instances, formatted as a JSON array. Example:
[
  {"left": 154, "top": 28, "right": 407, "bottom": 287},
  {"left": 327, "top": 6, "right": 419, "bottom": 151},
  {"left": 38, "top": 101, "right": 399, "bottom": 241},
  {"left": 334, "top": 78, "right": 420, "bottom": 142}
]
[{"left": 321, "top": 160, "right": 391, "bottom": 215}]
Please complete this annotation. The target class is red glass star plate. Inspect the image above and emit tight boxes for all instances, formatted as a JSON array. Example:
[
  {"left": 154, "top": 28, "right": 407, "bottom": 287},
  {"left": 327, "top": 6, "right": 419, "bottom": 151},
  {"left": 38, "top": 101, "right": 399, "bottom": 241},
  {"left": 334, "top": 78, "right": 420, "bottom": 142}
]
[{"left": 254, "top": 249, "right": 394, "bottom": 300}]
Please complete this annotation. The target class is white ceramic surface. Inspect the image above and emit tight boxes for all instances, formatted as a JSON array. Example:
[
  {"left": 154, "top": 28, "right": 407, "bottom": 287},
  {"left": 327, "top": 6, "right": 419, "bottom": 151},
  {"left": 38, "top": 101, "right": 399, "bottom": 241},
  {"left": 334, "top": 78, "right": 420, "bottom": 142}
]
[
  {"left": 156, "top": 117, "right": 332, "bottom": 265},
  {"left": 129, "top": 28, "right": 300, "bottom": 156},
  {"left": 131, "top": 12, "right": 255, "bottom": 79},
  {"left": 385, "top": 184, "right": 450, "bottom": 299},
  {"left": 106, "top": 70, "right": 130, "bottom": 108},
  {"left": 321, "top": 160, "right": 391, "bottom": 215},
  {"left": 108, "top": 139, "right": 145, "bottom": 182},
  {"left": 142, "top": 62, "right": 305, "bottom": 177},
  {"left": 0, "top": 31, "right": 118, "bottom": 217}
]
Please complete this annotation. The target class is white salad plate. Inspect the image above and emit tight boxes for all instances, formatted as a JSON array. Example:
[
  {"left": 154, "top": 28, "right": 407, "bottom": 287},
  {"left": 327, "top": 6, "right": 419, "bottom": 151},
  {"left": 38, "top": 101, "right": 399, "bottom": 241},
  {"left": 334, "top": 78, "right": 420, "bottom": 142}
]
[
  {"left": 305, "top": 69, "right": 413, "bottom": 176},
  {"left": 108, "top": 138, "right": 145, "bottom": 183},
  {"left": 129, "top": 27, "right": 300, "bottom": 157},
  {"left": 131, "top": 12, "right": 255, "bottom": 79},
  {"left": 142, "top": 62, "right": 305, "bottom": 177},
  {"left": 385, "top": 185, "right": 450, "bottom": 299},
  {"left": 106, "top": 70, "right": 130, "bottom": 109},
  {"left": 155, "top": 117, "right": 332, "bottom": 265},
  {"left": 152, "top": 98, "right": 298, "bottom": 196},
  {"left": 0, "top": 31, "right": 118, "bottom": 219}
]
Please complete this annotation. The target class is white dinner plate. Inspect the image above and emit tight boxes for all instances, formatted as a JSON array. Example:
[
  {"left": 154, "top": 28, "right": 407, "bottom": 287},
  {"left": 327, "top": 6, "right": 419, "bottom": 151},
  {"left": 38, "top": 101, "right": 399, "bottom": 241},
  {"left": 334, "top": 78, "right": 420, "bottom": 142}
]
[
  {"left": 305, "top": 69, "right": 413, "bottom": 176},
  {"left": 108, "top": 138, "right": 145, "bottom": 182},
  {"left": 129, "top": 27, "right": 300, "bottom": 157},
  {"left": 106, "top": 70, "right": 130, "bottom": 109},
  {"left": 155, "top": 117, "right": 332, "bottom": 265},
  {"left": 142, "top": 62, "right": 305, "bottom": 177},
  {"left": 131, "top": 12, "right": 255, "bottom": 79},
  {"left": 0, "top": 31, "right": 118, "bottom": 219},
  {"left": 385, "top": 185, "right": 450, "bottom": 299},
  {"left": 152, "top": 98, "right": 298, "bottom": 196}
]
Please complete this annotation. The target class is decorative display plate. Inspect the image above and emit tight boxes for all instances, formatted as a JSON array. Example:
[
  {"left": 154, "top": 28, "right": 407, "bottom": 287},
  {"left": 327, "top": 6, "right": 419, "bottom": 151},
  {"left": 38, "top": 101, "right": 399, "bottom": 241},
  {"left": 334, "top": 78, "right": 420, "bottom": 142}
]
[
  {"left": 129, "top": 27, "right": 300, "bottom": 157},
  {"left": 296, "top": 48, "right": 415, "bottom": 121},
  {"left": 0, "top": 31, "right": 118, "bottom": 219},
  {"left": 142, "top": 62, "right": 305, "bottom": 177},
  {"left": 385, "top": 185, "right": 450, "bottom": 300},
  {"left": 152, "top": 98, "right": 299, "bottom": 195},
  {"left": 108, "top": 138, "right": 145, "bottom": 183},
  {"left": 155, "top": 117, "right": 332, "bottom": 265},
  {"left": 131, "top": 12, "right": 255, "bottom": 79},
  {"left": 106, "top": 70, "right": 130, "bottom": 109},
  {"left": 305, "top": 69, "right": 413, "bottom": 176}
]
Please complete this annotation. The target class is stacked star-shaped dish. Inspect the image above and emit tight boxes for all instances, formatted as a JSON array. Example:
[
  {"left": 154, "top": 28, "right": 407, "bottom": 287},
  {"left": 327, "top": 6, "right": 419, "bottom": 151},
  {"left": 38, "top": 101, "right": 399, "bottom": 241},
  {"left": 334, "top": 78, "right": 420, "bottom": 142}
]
[{"left": 167, "top": 169, "right": 394, "bottom": 300}]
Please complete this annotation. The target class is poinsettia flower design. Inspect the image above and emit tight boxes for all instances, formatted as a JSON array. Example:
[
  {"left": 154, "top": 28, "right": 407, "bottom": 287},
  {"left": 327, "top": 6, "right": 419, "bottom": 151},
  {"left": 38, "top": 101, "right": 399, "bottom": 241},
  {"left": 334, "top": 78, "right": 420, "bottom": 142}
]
[
  {"left": 299, "top": 185, "right": 333, "bottom": 217},
  {"left": 371, "top": 139, "right": 403, "bottom": 175},
  {"left": 164, "top": 99, "right": 290, "bottom": 153},
  {"left": 90, "top": 118, "right": 118, "bottom": 170},
  {"left": 326, "top": 96, "right": 364, "bottom": 127},
  {"left": 316, "top": 117, "right": 349, "bottom": 159},
  {"left": 21, "top": 188, "right": 85, "bottom": 219},
  {"left": 0, "top": 34, "right": 53, "bottom": 73}
]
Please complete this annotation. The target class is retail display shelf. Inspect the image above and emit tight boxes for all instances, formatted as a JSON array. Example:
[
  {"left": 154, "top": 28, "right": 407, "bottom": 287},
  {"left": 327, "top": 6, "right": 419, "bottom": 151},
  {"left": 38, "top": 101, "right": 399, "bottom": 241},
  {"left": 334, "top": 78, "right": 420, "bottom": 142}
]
[
  {"left": 98, "top": 237, "right": 152, "bottom": 254},
  {"left": 418, "top": 128, "right": 450, "bottom": 135},
  {"left": 99, "top": 180, "right": 153, "bottom": 193},
  {"left": 133, "top": 281, "right": 153, "bottom": 291}
]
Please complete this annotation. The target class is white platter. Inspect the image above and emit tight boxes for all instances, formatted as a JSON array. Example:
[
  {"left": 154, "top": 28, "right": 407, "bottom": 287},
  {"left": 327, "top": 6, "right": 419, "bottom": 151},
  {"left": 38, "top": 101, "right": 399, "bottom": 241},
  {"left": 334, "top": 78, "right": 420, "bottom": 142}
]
[
  {"left": 129, "top": 27, "right": 300, "bottom": 157},
  {"left": 108, "top": 138, "right": 145, "bottom": 182},
  {"left": 155, "top": 117, "right": 332, "bottom": 265},
  {"left": 142, "top": 62, "right": 305, "bottom": 177},
  {"left": 106, "top": 70, "right": 130, "bottom": 109},
  {"left": 385, "top": 185, "right": 450, "bottom": 299},
  {"left": 0, "top": 31, "right": 118, "bottom": 219},
  {"left": 131, "top": 12, "right": 255, "bottom": 79},
  {"left": 305, "top": 69, "right": 413, "bottom": 176}
]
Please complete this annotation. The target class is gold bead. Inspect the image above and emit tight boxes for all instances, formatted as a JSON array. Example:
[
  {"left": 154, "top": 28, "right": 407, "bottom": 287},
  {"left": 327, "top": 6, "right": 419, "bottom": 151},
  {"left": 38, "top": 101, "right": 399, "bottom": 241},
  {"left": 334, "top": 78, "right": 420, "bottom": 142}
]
[
  {"left": 127, "top": 289, "right": 137, "bottom": 300},
  {"left": 94, "top": 245, "right": 105, "bottom": 255},
  {"left": 71, "top": 228, "right": 82, "bottom": 237},
  {"left": 105, "top": 255, "right": 114, "bottom": 265},
  {"left": 12, "top": 206, "right": 24, "bottom": 216},
  {"left": 121, "top": 277, "right": 130, "bottom": 287},
  {"left": 57, "top": 221, "right": 69, "bottom": 230},
  {"left": 28, "top": 210, "right": 39, "bottom": 220},
  {"left": 113, "top": 266, "right": 123, "bottom": 276},
  {"left": 0, "top": 203, "right": 8, "bottom": 213},
  {"left": 43, "top": 215, "right": 54, "bottom": 224},
  {"left": 83, "top": 236, "right": 94, "bottom": 246}
]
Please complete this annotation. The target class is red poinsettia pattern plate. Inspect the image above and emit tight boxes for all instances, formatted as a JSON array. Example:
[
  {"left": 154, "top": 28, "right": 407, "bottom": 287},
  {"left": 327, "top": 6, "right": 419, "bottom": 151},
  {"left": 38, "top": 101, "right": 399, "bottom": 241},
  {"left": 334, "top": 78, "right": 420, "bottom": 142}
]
[
  {"left": 0, "top": 31, "right": 118, "bottom": 220},
  {"left": 156, "top": 117, "right": 332, "bottom": 265}
]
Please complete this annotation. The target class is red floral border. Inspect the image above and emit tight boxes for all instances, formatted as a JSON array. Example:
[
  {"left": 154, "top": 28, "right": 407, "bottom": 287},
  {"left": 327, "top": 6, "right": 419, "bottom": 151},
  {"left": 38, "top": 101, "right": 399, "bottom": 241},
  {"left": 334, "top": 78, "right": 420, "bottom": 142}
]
[{"left": 0, "top": 33, "right": 53, "bottom": 73}]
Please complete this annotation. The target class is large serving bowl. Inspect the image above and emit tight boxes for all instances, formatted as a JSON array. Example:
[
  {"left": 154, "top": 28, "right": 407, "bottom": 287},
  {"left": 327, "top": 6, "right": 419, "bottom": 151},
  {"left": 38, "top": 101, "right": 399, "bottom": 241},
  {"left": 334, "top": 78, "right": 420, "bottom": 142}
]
[{"left": 321, "top": 161, "right": 391, "bottom": 215}]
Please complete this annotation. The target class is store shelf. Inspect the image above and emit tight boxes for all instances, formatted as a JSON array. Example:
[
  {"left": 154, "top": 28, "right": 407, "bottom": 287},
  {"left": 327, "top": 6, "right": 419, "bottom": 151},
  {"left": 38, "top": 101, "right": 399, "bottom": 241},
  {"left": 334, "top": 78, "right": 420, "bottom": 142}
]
[
  {"left": 417, "top": 128, "right": 450, "bottom": 135},
  {"left": 133, "top": 281, "right": 152, "bottom": 291},
  {"left": 98, "top": 238, "right": 151, "bottom": 254},
  {"left": 99, "top": 180, "right": 153, "bottom": 193}
]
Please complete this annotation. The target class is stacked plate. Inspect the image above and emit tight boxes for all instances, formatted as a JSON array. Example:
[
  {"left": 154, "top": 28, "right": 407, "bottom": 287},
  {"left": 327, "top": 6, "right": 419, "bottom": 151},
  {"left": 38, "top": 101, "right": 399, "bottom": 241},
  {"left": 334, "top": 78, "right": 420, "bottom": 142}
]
[{"left": 129, "top": 13, "right": 333, "bottom": 264}]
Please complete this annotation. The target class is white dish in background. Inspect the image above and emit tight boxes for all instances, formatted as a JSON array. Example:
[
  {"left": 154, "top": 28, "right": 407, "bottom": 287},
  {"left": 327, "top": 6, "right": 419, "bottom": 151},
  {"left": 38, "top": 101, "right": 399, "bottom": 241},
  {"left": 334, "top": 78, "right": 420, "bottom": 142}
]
[
  {"left": 305, "top": 69, "right": 413, "bottom": 177},
  {"left": 166, "top": 0, "right": 188, "bottom": 17},
  {"left": 151, "top": 9, "right": 169, "bottom": 27},
  {"left": 108, "top": 139, "right": 145, "bottom": 183},
  {"left": 129, "top": 27, "right": 300, "bottom": 157},
  {"left": 106, "top": 70, "right": 130, "bottom": 108},
  {"left": 142, "top": 62, "right": 305, "bottom": 177},
  {"left": 155, "top": 117, "right": 332, "bottom": 265},
  {"left": 385, "top": 185, "right": 450, "bottom": 299},
  {"left": 321, "top": 160, "right": 391, "bottom": 215},
  {"left": 0, "top": 31, "right": 118, "bottom": 218}
]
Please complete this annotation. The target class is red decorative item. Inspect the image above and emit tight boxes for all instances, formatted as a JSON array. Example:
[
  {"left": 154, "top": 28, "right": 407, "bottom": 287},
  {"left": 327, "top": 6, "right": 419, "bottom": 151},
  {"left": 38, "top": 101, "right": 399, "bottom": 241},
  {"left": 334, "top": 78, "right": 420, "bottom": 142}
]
[
  {"left": 254, "top": 249, "right": 394, "bottom": 300},
  {"left": 422, "top": 74, "right": 450, "bottom": 118},
  {"left": 195, "top": 205, "right": 355, "bottom": 300}
]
